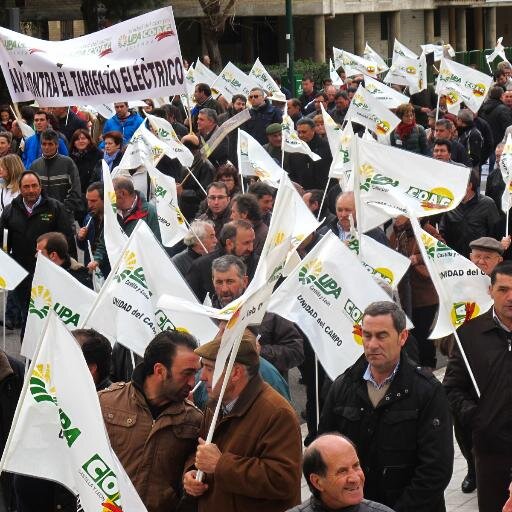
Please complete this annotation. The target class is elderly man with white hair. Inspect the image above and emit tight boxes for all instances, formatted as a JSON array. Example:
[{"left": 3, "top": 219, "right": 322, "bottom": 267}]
[{"left": 171, "top": 219, "right": 218, "bottom": 276}]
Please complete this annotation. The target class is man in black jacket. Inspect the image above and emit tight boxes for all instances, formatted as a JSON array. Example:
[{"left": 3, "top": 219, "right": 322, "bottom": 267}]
[
  {"left": 319, "top": 301, "right": 453, "bottom": 512},
  {"left": 286, "top": 118, "right": 332, "bottom": 191},
  {"left": 243, "top": 87, "right": 283, "bottom": 145},
  {"left": 0, "top": 172, "right": 73, "bottom": 331},
  {"left": 444, "top": 262, "right": 512, "bottom": 512}
]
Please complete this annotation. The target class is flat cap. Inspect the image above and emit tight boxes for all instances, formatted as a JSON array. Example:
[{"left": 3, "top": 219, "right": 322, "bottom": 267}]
[
  {"left": 195, "top": 329, "right": 259, "bottom": 366},
  {"left": 469, "top": 236, "right": 504, "bottom": 255},
  {"left": 266, "top": 123, "right": 282, "bottom": 135}
]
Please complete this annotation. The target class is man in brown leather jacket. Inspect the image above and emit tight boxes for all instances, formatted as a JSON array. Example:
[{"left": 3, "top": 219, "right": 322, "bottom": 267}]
[{"left": 98, "top": 330, "right": 202, "bottom": 512}]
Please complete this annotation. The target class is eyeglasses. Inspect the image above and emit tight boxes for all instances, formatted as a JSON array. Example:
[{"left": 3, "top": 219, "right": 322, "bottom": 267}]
[
  {"left": 249, "top": 95, "right": 261, "bottom": 99},
  {"left": 207, "top": 195, "right": 228, "bottom": 201}
]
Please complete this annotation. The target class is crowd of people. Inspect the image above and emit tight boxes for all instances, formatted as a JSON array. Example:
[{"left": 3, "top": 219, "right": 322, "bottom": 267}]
[{"left": 1, "top": 51, "right": 512, "bottom": 512}]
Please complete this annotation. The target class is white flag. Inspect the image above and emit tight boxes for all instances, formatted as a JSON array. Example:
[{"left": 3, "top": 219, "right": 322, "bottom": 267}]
[
  {"left": 486, "top": 37, "right": 509, "bottom": 64},
  {"left": 238, "top": 129, "right": 284, "bottom": 187},
  {"left": 436, "top": 57, "right": 493, "bottom": 114},
  {"left": 421, "top": 43, "right": 455, "bottom": 61},
  {"left": 268, "top": 232, "right": 409, "bottom": 380},
  {"left": 409, "top": 216, "right": 492, "bottom": 339},
  {"left": 333, "top": 47, "right": 380, "bottom": 78},
  {"left": 346, "top": 234, "right": 410, "bottom": 288},
  {"left": 211, "top": 62, "right": 259, "bottom": 103},
  {"left": 146, "top": 113, "right": 194, "bottom": 167},
  {"left": 194, "top": 59, "right": 219, "bottom": 87},
  {"left": 346, "top": 85, "right": 400, "bottom": 137},
  {"left": 363, "top": 43, "right": 389, "bottom": 73},
  {"left": 384, "top": 52, "right": 427, "bottom": 95},
  {"left": 17, "top": 119, "right": 35, "bottom": 139},
  {"left": 102, "top": 162, "right": 128, "bottom": 266},
  {"left": 85, "top": 221, "right": 217, "bottom": 355},
  {"left": 249, "top": 58, "right": 282, "bottom": 96},
  {"left": 392, "top": 39, "right": 418, "bottom": 59},
  {"left": 282, "top": 111, "right": 321, "bottom": 160},
  {"left": 0, "top": 250, "right": 28, "bottom": 291},
  {"left": 147, "top": 166, "right": 188, "bottom": 247},
  {"left": 364, "top": 75, "right": 410, "bottom": 109},
  {"left": 22, "top": 255, "right": 96, "bottom": 360},
  {"left": 329, "top": 58, "right": 344, "bottom": 86},
  {"left": 1, "top": 312, "right": 147, "bottom": 512},
  {"left": 355, "top": 136, "right": 471, "bottom": 232},
  {"left": 500, "top": 134, "right": 512, "bottom": 214}
]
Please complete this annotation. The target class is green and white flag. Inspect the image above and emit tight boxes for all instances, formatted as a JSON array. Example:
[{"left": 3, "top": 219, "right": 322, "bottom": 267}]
[
  {"left": 500, "top": 134, "right": 512, "bottom": 215},
  {"left": 249, "top": 58, "right": 282, "bottom": 96},
  {"left": 384, "top": 52, "right": 427, "bottom": 94},
  {"left": 392, "top": 39, "right": 418, "bottom": 59},
  {"left": 22, "top": 255, "right": 96, "bottom": 360},
  {"left": 436, "top": 57, "right": 493, "bottom": 113},
  {"left": 421, "top": 43, "right": 455, "bottom": 61},
  {"left": 211, "top": 61, "right": 259, "bottom": 103},
  {"left": 0, "top": 249, "right": 28, "bottom": 291},
  {"left": 268, "top": 232, "right": 409, "bottom": 380},
  {"left": 409, "top": 216, "right": 492, "bottom": 339},
  {"left": 333, "top": 47, "right": 380, "bottom": 78},
  {"left": 486, "top": 37, "right": 509, "bottom": 65},
  {"left": 85, "top": 221, "right": 217, "bottom": 355},
  {"left": 363, "top": 43, "right": 389, "bottom": 74},
  {"left": 1, "top": 312, "right": 147, "bottom": 512},
  {"left": 364, "top": 75, "right": 409, "bottom": 109}
]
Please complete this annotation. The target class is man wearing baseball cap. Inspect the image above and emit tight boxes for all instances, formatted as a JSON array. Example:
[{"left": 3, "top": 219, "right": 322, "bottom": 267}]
[
  {"left": 469, "top": 236, "right": 504, "bottom": 276},
  {"left": 182, "top": 330, "right": 302, "bottom": 512},
  {"left": 263, "top": 122, "right": 284, "bottom": 164}
]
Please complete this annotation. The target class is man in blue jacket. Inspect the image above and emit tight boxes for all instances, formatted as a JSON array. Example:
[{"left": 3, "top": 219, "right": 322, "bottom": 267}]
[{"left": 101, "top": 102, "right": 143, "bottom": 146}]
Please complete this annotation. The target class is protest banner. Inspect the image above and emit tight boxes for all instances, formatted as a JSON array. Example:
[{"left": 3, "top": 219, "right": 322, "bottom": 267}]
[
  {"left": 364, "top": 75, "right": 410, "bottom": 109},
  {"left": 354, "top": 136, "right": 470, "bottom": 232},
  {"left": 84, "top": 221, "right": 217, "bottom": 355},
  {"left": 0, "top": 250, "right": 28, "bottom": 291},
  {"left": 22, "top": 254, "right": 96, "bottom": 360},
  {"left": 436, "top": 57, "right": 493, "bottom": 114},
  {"left": 345, "top": 85, "right": 400, "bottom": 137},
  {"left": 0, "top": 7, "right": 186, "bottom": 106},
  {"left": 0, "top": 312, "right": 147, "bottom": 512},
  {"left": 147, "top": 165, "right": 188, "bottom": 247},
  {"left": 332, "top": 48, "right": 380, "bottom": 78},
  {"left": 249, "top": 58, "right": 282, "bottom": 96},
  {"left": 211, "top": 62, "right": 259, "bottom": 102},
  {"left": 268, "top": 232, "right": 409, "bottom": 381},
  {"left": 363, "top": 43, "right": 389, "bottom": 74},
  {"left": 237, "top": 129, "right": 284, "bottom": 187}
]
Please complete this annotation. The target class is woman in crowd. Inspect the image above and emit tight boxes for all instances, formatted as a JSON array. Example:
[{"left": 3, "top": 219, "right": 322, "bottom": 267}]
[
  {"left": 0, "top": 154, "right": 23, "bottom": 213},
  {"left": 0, "top": 106, "right": 13, "bottom": 132},
  {"left": 0, "top": 131, "right": 13, "bottom": 158},
  {"left": 69, "top": 129, "right": 103, "bottom": 194},
  {"left": 100, "top": 130, "right": 124, "bottom": 172},
  {"left": 215, "top": 163, "right": 241, "bottom": 199},
  {"left": 390, "top": 103, "right": 429, "bottom": 155}
]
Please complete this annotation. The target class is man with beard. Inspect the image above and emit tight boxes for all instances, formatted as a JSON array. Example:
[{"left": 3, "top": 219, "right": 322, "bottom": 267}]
[{"left": 99, "top": 331, "right": 202, "bottom": 512}]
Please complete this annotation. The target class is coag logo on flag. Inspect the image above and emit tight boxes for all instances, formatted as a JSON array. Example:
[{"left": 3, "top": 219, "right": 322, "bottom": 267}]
[
  {"left": 445, "top": 90, "right": 460, "bottom": 107},
  {"left": 366, "top": 65, "right": 376, "bottom": 74},
  {"left": 451, "top": 301, "right": 480, "bottom": 326},
  {"left": 406, "top": 65, "right": 417, "bottom": 74},
  {"left": 473, "top": 83, "right": 486, "bottom": 97},
  {"left": 81, "top": 453, "right": 123, "bottom": 510},
  {"left": 299, "top": 260, "right": 342, "bottom": 299},
  {"left": 375, "top": 119, "right": 391, "bottom": 135},
  {"left": 406, "top": 186, "right": 455, "bottom": 211},
  {"left": 29, "top": 285, "right": 52, "bottom": 319},
  {"left": 361, "top": 263, "right": 394, "bottom": 284},
  {"left": 344, "top": 299, "right": 364, "bottom": 345},
  {"left": 352, "top": 323, "right": 363, "bottom": 345},
  {"left": 154, "top": 309, "right": 190, "bottom": 333},
  {"left": 30, "top": 363, "right": 82, "bottom": 447}
]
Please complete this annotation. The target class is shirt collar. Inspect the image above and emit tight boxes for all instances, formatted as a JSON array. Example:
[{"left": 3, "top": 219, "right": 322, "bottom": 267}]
[
  {"left": 222, "top": 397, "right": 238, "bottom": 415},
  {"left": 337, "top": 224, "right": 352, "bottom": 241},
  {"left": 363, "top": 360, "right": 400, "bottom": 390},
  {"left": 493, "top": 307, "right": 511, "bottom": 332},
  {"left": 23, "top": 195, "right": 42, "bottom": 214}
]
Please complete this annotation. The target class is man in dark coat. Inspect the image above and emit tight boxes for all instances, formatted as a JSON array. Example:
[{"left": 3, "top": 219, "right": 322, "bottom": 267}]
[
  {"left": 319, "top": 301, "right": 453, "bottom": 512},
  {"left": 243, "top": 88, "right": 283, "bottom": 145},
  {"left": 444, "top": 261, "right": 512, "bottom": 512},
  {"left": 478, "top": 86, "right": 511, "bottom": 153}
]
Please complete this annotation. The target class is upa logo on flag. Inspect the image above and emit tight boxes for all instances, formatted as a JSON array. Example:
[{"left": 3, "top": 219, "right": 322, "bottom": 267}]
[
  {"left": 359, "top": 163, "right": 400, "bottom": 192},
  {"left": 422, "top": 235, "right": 453, "bottom": 260},
  {"left": 406, "top": 186, "right": 455, "bottom": 211},
  {"left": 29, "top": 285, "right": 84, "bottom": 326},
  {"left": 272, "top": 231, "right": 286, "bottom": 246},
  {"left": 299, "top": 259, "right": 342, "bottom": 300},
  {"left": 353, "top": 93, "right": 368, "bottom": 110},
  {"left": 114, "top": 251, "right": 150, "bottom": 295},
  {"left": 451, "top": 301, "right": 480, "bottom": 326},
  {"left": 30, "top": 363, "right": 82, "bottom": 447}
]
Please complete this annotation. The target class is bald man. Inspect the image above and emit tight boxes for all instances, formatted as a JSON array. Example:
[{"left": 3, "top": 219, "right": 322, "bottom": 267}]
[{"left": 287, "top": 434, "right": 393, "bottom": 512}]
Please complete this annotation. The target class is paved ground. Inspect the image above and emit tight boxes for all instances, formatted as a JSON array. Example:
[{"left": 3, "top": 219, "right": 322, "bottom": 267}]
[{"left": 1, "top": 326, "right": 477, "bottom": 510}]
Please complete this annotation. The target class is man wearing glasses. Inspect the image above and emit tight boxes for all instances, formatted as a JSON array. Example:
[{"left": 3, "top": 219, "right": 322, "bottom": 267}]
[
  {"left": 198, "top": 181, "right": 232, "bottom": 237},
  {"left": 243, "top": 87, "right": 283, "bottom": 145}
]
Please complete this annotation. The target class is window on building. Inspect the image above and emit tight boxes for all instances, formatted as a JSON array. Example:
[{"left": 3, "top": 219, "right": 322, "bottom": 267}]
[
  {"left": 434, "top": 9, "right": 441, "bottom": 37},
  {"left": 380, "top": 12, "right": 389, "bottom": 41}
]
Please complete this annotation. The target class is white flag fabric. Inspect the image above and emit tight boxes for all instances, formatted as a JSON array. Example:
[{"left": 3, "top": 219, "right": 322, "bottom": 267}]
[
  {"left": 436, "top": 57, "right": 493, "bottom": 114},
  {"left": 102, "top": 162, "right": 128, "bottom": 266},
  {"left": 85, "top": 221, "right": 217, "bottom": 355},
  {"left": 329, "top": 58, "right": 344, "bottom": 86},
  {"left": 282, "top": 112, "right": 321, "bottom": 160},
  {"left": 486, "top": 37, "right": 509, "bottom": 64},
  {"left": 392, "top": 39, "right": 418, "bottom": 59},
  {"left": 347, "top": 234, "right": 410, "bottom": 288},
  {"left": 1, "top": 312, "right": 147, "bottom": 512},
  {"left": 409, "top": 216, "right": 492, "bottom": 339},
  {"left": 0, "top": 250, "right": 28, "bottom": 291},
  {"left": 22, "top": 255, "right": 96, "bottom": 360},
  {"left": 363, "top": 43, "right": 389, "bottom": 74},
  {"left": 355, "top": 136, "right": 471, "bottom": 232},
  {"left": 500, "top": 134, "right": 512, "bottom": 214},
  {"left": 211, "top": 62, "right": 259, "bottom": 103},
  {"left": 364, "top": 75, "right": 410, "bottom": 109},
  {"left": 147, "top": 165, "right": 188, "bottom": 247},
  {"left": 0, "top": 7, "right": 185, "bottom": 106},
  {"left": 238, "top": 129, "right": 284, "bottom": 187},
  {"left": 421, "top": 43, "right": 455, "bottom": 61},
  {"left": 268, "top": 232, "right": 406, "bottom": 380},
  {"left": 17, "top": 119, "right": 35, "bottom": 139},
  {"left": 249, "top": 58, "right": 282, "bottom": 96},
  {"left": 146, "top": 113, "right": 194, "bottom": 167},
  {"left": 346, "top": 85, "right": 400, "bottom": 137},
  {"left": 333, "top": 48, "right": 380, "bottom": 78},
  {"left": 384, "top": 53, "right": 427, "bottom": 94}
]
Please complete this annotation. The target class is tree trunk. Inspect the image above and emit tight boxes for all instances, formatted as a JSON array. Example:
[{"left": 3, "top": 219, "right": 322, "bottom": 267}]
[{"left": 201, "top": 20, "right": 223, "bottom": 72}]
